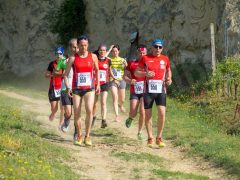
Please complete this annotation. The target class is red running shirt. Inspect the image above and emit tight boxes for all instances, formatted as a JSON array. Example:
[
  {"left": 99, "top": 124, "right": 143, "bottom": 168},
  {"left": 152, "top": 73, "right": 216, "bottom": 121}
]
[
  {"left": 138, "top": 54, "right": 170, "bottom": 93},
  {"left": 47, "top": 60, "right": 62, "bottom": 90},
  {"left": 98, "top": 57, "right": 111, "bottom": 85},
  {"left": 72, "top": 52, "right": 94, "bottom": 90},
  {"left": 126, "top": 60, "right": 146, "bottom": 94}
]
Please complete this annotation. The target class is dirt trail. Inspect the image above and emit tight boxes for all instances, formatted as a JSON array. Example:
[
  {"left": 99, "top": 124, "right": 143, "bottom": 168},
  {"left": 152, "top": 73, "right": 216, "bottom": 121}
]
[{"left": 0, "top": 90, "right": 236, "bottom": 180}]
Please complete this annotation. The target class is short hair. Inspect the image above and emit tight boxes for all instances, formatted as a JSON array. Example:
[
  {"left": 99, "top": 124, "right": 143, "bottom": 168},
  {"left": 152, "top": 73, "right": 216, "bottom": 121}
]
[
  {"left": 98, "top": 44, "right": 107, "bottom": 51},
  {"left": 77, "top": 35, "right": 89, "bottom": 44},
  {"left": 69, "top": 38, "right": 77, "bottom": 47},
  {"left": 112, "top": 44, "right": 120, "bottom": 51}
]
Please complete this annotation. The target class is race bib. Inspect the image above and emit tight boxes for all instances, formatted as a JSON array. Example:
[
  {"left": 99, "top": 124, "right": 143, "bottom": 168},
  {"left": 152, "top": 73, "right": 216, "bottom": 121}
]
[
  {"left": 134, "top": 81, "right": 144, "bottom": 94},
  {"left": 54, "top": 88, "right": 61, "bottom": 98},
  {"left": 148, "top": 80, "right": 163, "bottom": 93},
  {"left": 100, "top": 70, "right": 106, "bottom": 82},
  {"left": 77, "top": 72, "right": 91, "bottom": 87},
  {"left": 112, "top": 69, "right": 121, "bottom": 79}
]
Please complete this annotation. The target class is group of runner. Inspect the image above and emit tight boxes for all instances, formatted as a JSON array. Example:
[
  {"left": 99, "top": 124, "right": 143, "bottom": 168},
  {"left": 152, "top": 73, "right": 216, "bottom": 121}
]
[{"left": 45, "top": 35, "right": 172, "bottom": 147}]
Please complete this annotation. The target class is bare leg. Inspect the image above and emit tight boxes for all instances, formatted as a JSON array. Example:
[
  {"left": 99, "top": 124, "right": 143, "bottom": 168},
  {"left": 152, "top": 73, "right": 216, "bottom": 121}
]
[
  {"left": 49, "top": 101, "right": 59, "bottom": 121},
  {"left": 101, "top": 91, "right": 108, "bottom": 120},
  {"left": 59, "top": 101, "right": 64, "bottom": 126},
  {"left": 118, "top": 89, "right": 126, "bottom": 112},
  {"left": 83, "top": 91, "right": 95, "bottom": 137},
  {"left": 111, "top": 85, "right": 119, "bottom": 121},
  {"left": 145, "top": 108, "right": 153, "bottom": 139},
  {"left": 73, "top": 94, "right": 82, "bottom": 137},
  {"left": 93, "top": 94, "right": 99, "bottom": 117},
  {"left": 156, "top": 106, "right": 166, "bottom": 138},
  {"left": 138, "top": 98, "right": 145, "bottom": 133}
]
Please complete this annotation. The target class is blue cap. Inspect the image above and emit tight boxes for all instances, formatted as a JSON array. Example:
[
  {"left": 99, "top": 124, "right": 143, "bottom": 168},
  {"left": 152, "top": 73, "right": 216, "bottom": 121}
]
[
  {"left": 152, "top": 39, "right": 163, "bottom": 46},
  {"left": 55, "top": 47, "right": 64, "bottom": 54}
]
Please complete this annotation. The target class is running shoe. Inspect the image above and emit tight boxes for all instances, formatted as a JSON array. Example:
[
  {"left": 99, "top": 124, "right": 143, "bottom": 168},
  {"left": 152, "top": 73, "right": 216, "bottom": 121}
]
[
  {"left": 156, "top": 137, "right": 166, "bottom": 148},
  {"left": 84, "top": 137, "right": 92, "bottom": 146},
  {"left": 125, "top": 117, "right": 133, "bottom": 128},
  {"left": 74, "top": 136, "right": 82, "bottom": 146},
  {"left": 61, "top": 118, "right": 70, "bottom": 132},
  {"left": 147, "top": 138, "right": 154, "bottom": 147},
  {"left": 91, "top": 116, "right": 96, "bottom": 128},
  {"left": 137, "top": 132, "right": 144, "bottom": 140},
  {"left": 101, "top": 120, "right": 107, "bottom": 128}
]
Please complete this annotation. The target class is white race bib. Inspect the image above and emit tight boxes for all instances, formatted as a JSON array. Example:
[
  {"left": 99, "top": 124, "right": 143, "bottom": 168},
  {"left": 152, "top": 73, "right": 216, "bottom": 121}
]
[
  {"left": 77, "top": 72, "right": 91, "bottom": 87},
  {"left": 134, "top": 81, "right": 144, "bottom": 94},
  {"left": 100, "top": 70, "right": 106, "bottom": 82},
  {"left": 54, "top": 88, "right": 61, "bottom": 98},
  {"left": 148, "top": 80, "right": 163, "bottom": 93},
  {"left": 112, "top": 69, "right": 121, "bottom": 79}
]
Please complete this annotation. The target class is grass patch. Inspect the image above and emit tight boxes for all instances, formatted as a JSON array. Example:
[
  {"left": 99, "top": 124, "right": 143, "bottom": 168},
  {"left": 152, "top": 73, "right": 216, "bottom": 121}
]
[
  {"left": 0, "top": 72, "right": 48, "bottom": 100},
  {"left": 152, "top": 98, "right": 240, "bottom": 177},
  {"left": 152, "top": 169, "right": 209, "bottom": 180},
  {"left": 111, "top": 151, "right": 165, "bottom": 167},
  {"left": 112, "top": 151, "right": 208, "bottom": 179},
  {"left": 0, "top": 95, "right": 79, "bottom": 179},
  {"left": 91, "top": 128, "right": 139, "bottom": 146}
]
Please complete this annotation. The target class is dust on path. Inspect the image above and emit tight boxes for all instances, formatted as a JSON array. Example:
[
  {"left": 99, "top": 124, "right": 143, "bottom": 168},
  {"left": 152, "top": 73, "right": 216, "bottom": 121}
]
[{"left": 0, "top": 90, "right": 237, "bottom": 180}]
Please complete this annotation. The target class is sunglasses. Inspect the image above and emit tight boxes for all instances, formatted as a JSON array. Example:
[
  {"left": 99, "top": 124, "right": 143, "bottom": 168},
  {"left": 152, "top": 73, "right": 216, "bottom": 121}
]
[
  {"left": 153, "top": 45, "right": 163, "bottom": 49},
  {"left": 56, "top": 53, "right": 63, "bottom": 55}
]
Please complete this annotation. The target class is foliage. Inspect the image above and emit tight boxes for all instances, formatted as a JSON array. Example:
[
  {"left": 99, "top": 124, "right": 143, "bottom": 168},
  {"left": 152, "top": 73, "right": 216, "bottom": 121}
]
[{"left": 50, "top": 0, "right": 87, "bottom": 47}]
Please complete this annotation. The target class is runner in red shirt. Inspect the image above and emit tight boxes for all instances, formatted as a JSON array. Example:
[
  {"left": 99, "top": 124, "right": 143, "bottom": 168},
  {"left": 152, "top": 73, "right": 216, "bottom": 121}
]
[
  {"left": 92, "top": 44, "right": 112, "bottom": 128},
  {"left": 64, "top": 35, "right": 100, "bottom": 146},
  {"left": 45, "top": 47, "right": 64, "bottom": 121},
  {"left": 135, "top": 39, "right": 172, "bottom": 148},
  {"left": 124, "top": 45, "right": 147, "bottom": 140}
]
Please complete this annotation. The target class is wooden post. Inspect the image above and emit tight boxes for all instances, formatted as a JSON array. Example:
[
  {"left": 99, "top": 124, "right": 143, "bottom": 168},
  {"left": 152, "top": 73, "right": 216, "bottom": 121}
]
[{"left": 210, "top": 23, "right": 216, "bottom": 73}]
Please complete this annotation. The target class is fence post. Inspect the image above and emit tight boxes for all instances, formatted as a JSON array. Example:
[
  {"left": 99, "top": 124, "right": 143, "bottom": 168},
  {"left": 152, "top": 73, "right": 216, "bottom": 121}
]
[{"left": 210, "top": 23, "right": 216, "bottom": 73}]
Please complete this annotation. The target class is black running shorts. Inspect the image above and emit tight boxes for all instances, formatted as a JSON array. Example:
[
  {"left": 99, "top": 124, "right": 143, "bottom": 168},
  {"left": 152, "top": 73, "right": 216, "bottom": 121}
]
[
  {"left": 48, "top": 89, "right": 60, "bottom": 102},
  {"left": 129, "top": 93, "right": 143, "bottom": 101},
  {"left": 72, "top": 88, "right": 94, "bottom": 97},
  {"left": 100, "top": 83, "right": 110, "bottom": 92},
  {"left": 143, "top": 92, "right": 166, "bottom": 109},
  {"left": 61, "top": 91, "right": 73, "bottom": 105}
]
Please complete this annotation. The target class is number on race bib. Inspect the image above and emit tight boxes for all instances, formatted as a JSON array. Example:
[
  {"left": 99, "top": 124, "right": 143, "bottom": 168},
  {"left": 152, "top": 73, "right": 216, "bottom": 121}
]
[
  {"left": 148, "top": 80, "right": 163, "bottom": 93},
  {"left": 100, "top": 70, "right": 106, "bottom": 82},
  {"left": 77, "top": 73, "right": 91, "bottom": 87},
  {"left": 134, "top": 81, "right": 144, "bottom": 94},
  {"left": 54, "top": 88, "right": 61, "bottom": 98},
  {"left": 112, "top": 69, "right": 121, "bottom": 79}
]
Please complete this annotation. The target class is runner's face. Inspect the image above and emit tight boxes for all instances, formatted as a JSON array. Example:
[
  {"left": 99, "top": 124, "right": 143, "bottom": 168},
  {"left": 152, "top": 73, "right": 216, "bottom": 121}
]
[
  {"left": 70, "top": 42, "right": 78, "bottom": 54},
  {"left": 137, "top": 50, "right": 147, "bottom": 59},
  {"left": 78, "top": 40, "right": 88, "bottom": 53},
  {"left": 99, "top": 47, "right": 107, "bottom": 57},
  {"left": 152, "top": 44, "right": 163, "bottom": 57},
  {"left": 111, "top": 48, "right": 119, "bottom": 57},
  {"left": 56, "top": 53, "right": 63, "bottom": 60}
]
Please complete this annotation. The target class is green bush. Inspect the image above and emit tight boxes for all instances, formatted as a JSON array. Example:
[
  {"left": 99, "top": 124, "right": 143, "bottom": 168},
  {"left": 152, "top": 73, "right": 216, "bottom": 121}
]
[{"left": 50, "top": 0, "right": 87, "bottom": 46}]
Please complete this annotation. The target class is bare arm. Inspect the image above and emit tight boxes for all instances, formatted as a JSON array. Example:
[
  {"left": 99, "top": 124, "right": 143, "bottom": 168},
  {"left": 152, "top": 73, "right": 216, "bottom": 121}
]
[
  {"left": 135, "top": 67, "right": 155, "bottom": 78},
  {"left": 92, "top": 54, "right": 100, "bottom": 94},
  {"left": 123, "top": 69, "right": 136, "bottom": 85},
  {"left": 106, "top": 45, "right": 114, "bottom": 57},
  {"left": 165, "top": 68, "right": 172, "bottom": 86},
  {"left": 63, "top": 57, "right": 74, "bottom": 88},
  {"left": 45, "top": 71, "right": 52, "bottom": 78}
]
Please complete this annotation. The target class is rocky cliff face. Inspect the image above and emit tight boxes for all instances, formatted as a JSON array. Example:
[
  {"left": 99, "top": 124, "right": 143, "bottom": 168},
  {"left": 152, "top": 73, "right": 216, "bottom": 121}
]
[
  {"left": 0, "top": 0, "right": 239, "bottom": 76},
  {"left": 0, "top": 0, "right": 63, "bottom": 76}
]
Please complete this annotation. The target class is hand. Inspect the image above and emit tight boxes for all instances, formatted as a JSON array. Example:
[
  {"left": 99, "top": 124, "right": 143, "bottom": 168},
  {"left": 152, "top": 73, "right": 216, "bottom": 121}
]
[
  {"left": 165, "top": 78, "right": 172, "bottom": 86},
  {"left": 130, "top": 79, "right": 136, "bottom": 85},
  {"left": 114, "top": 79, "right": 120, "bottom": 86},
  {"left": 122, "top": 59, "right": 127, "bottom": 67},
  {"left": 146, "top": 71, "right": 155, "bottom": 78},
  {"left": 95, "top": 84, "right": 100, "bottom": 95},
  {"left": 67, "top": 88, "right": 73, "bottom": 98}
]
